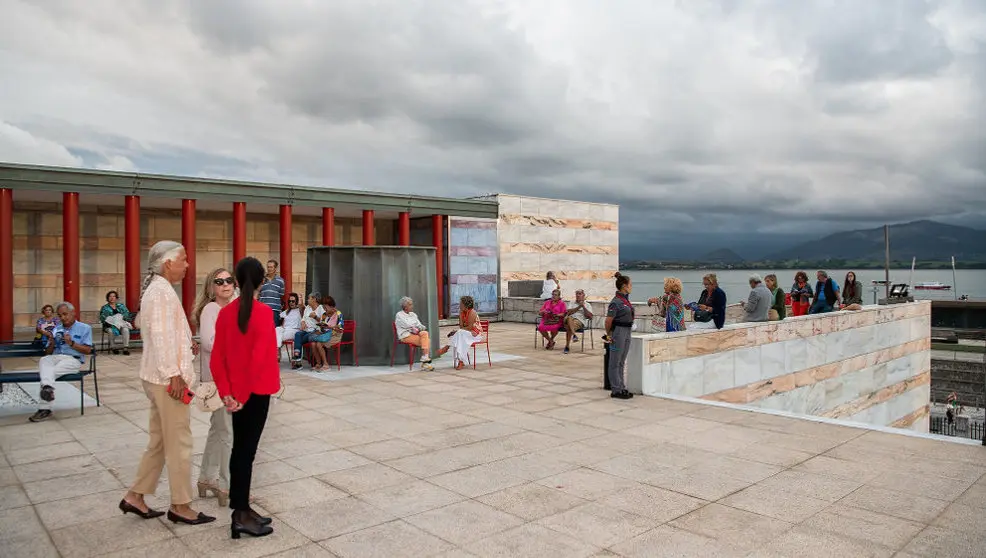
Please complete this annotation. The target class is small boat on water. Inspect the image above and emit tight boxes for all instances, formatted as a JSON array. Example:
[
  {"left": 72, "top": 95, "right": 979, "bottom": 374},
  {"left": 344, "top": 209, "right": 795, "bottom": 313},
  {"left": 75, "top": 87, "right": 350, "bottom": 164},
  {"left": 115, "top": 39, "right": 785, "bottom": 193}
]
[
  {"left": 872, "top": 280, "right": 891, "bottom": 286},
  {"left": 913, "top": 281, "right": 952, "bottom": 291}
]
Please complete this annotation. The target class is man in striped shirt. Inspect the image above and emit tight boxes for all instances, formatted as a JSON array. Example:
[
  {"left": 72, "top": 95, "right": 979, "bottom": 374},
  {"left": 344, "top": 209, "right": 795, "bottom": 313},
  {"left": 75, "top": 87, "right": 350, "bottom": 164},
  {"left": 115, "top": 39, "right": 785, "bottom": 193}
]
[{"left": 259, "top": 259, "right": 286, "bottom": 326}]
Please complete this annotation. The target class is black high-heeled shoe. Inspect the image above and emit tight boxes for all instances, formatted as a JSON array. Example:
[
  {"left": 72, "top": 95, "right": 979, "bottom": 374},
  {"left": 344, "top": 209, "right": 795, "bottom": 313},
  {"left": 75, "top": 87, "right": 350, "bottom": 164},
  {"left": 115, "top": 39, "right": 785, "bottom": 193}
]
[
  {"left": 166, "top": 510, "right": 216, "bottom": 525},
  {"left": 231, "top": 509, "right": 274, "bottom": 539},
  {"left": 248, "top": 507, "right": 272, "bottom": 526},
  {"left": 119, "top": 499, "right": 165, "bottom": 519}
]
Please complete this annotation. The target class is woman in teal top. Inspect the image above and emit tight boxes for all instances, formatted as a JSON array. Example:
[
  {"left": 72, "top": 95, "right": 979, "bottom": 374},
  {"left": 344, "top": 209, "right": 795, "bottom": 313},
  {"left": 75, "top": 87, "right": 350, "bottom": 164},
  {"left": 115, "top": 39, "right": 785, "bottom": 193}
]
[{"left": 100, "top": 290, "right": 134, "bottom": 355}]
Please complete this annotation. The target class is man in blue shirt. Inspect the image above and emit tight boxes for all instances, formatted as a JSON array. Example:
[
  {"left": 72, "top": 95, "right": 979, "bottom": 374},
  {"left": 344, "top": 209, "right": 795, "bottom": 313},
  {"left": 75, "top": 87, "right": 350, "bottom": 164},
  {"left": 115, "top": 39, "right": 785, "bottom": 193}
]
[
  {"left": 259, "top": 259, "right": 286, "bottom": 326},
  {"left": 810, "top": 270, "right": 841, "bottom": 314},
  {"left": 30, "top": 302, "right": 93, "bottom": 423}
]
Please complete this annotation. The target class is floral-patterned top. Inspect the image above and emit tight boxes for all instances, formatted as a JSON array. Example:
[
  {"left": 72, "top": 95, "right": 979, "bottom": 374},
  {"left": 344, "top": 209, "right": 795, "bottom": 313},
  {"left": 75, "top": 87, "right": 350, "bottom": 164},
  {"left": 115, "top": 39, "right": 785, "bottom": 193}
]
[{"left": 665, "top": 293, "right": 686, "bottom": 332}]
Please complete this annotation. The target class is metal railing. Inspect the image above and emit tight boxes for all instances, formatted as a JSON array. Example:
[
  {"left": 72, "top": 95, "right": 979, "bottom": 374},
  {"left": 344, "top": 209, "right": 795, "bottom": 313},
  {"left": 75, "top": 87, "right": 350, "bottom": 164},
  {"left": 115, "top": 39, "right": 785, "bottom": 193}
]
[{"left": 929, "top": 415, "right": 985, "bottom": 440}]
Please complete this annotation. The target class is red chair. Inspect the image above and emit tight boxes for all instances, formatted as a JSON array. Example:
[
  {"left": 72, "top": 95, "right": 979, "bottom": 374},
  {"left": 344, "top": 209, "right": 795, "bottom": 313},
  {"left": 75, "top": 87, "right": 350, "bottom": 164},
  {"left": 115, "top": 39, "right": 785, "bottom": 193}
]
[
  {"left": 327, "top": 320, "right": 358, "bottom": 370},
  {"left": 391, "top": 322, "right": 416, "bottom": 370},
  {"left": 470, "top": 320, "right": 492, "bottom": 369}
]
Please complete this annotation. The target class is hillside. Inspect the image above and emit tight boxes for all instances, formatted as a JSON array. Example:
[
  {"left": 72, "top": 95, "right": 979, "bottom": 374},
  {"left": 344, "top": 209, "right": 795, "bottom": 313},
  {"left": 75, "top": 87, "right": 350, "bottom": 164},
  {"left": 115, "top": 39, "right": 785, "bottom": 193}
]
[
  {"left": 769, "top": 220, "right": 986, "bottom": 262},
  {"left": 701, "top": 248, "right": 745, "bottom": 264}
]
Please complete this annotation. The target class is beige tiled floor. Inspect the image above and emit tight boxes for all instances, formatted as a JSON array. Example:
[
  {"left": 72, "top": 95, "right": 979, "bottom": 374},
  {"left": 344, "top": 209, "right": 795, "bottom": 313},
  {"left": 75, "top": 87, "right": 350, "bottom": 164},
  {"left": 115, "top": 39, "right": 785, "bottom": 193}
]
[{"left": 1, "top": 322, "right": 985, "bottom": 557}]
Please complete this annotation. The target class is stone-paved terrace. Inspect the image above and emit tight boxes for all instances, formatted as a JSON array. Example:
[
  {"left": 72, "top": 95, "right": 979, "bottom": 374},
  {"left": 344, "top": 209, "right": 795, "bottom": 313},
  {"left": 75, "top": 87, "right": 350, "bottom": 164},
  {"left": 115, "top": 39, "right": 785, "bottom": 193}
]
[{"left": 1, "top": 323, "right": 985, "bottom": 557}]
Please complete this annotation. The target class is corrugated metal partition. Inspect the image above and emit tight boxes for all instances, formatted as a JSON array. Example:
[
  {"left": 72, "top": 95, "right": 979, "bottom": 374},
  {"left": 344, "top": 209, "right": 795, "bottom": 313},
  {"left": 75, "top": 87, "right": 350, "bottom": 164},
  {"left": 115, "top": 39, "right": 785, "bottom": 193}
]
[{"left": 305, "top": 246, "right": 439, "bottom": 366}]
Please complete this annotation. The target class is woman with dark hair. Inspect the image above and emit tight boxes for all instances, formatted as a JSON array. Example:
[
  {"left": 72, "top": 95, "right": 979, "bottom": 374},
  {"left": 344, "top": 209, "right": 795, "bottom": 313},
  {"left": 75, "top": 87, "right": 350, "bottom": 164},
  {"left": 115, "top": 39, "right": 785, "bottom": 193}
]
[
  {"left": 100, "top": 290, "right": 134, "bottom": 355},
  {"left": 841, "top": 271, "right": 864, "bottom": 311},
  {"left": 605, "top": 272, "right": 634, "bottom": 399},
  {"left": 441, "top": 296, "right": 483, "bottom": 370},
  {"left": 790, "top": 271, "right": 813, "bottom": 317},
  {"left": 309, "top": 295, "right": 344, "bottom": 372},
  {"left": 210, "top": 257, "right": 280, "bottom": 539},
  {"left": 33, "top": 304, "right": 60, "bottom": 348}
]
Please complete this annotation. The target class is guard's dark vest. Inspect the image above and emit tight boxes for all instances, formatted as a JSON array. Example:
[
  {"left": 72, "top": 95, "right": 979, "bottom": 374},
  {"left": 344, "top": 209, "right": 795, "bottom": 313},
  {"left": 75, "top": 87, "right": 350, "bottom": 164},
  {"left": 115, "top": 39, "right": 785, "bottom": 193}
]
[{"left": 816, "top": 279, "right": 837, "bottom": 303}]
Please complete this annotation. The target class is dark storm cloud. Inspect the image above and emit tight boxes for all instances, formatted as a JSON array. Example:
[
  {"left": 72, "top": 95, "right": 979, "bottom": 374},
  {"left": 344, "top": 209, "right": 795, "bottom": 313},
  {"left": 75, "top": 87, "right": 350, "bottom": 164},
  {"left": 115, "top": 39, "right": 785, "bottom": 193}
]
[{"left": 0, "top": 0, "right": 984, "bottom": 246}]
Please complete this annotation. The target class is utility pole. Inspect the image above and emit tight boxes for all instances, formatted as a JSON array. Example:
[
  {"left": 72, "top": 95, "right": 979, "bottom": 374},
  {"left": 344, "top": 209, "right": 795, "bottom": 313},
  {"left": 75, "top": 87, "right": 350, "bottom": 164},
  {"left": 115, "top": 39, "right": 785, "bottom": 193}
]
[{"left": 884, "top": 224, "right": 890, "bottom": 299}]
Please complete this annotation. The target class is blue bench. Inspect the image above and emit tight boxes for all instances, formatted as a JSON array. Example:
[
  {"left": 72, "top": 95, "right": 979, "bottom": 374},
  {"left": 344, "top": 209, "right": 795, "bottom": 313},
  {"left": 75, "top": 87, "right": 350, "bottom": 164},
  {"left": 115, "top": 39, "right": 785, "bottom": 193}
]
[{"left": 0, "top": 349, "right": 101, "bottom": 415}]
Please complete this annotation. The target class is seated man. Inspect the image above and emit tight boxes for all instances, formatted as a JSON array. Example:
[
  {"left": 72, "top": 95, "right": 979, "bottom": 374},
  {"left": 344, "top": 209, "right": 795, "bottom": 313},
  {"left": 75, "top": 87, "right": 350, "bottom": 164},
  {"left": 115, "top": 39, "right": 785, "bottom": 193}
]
[
  {"left": 30, "top": 301, "right": 93, "bottom": 423},
  {"left": 563, "top": 289, "right": 593, "bottom": 354},
  {"left": 395, "top": 296, "right": 435, "bottom": 371}
]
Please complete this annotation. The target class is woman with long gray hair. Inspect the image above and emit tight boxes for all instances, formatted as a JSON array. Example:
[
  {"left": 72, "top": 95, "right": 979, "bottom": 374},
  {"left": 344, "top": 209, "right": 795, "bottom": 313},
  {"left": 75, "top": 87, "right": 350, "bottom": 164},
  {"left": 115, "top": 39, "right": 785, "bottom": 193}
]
[{"left": 120, "top": 241, "right": 216, "bottom": 525}]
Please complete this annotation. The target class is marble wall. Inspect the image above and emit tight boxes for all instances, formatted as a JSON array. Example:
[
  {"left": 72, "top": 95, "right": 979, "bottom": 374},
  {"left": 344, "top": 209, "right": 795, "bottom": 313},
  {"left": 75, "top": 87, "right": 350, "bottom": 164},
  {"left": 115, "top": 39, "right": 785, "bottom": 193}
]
[
  {"left": 626, "top": 302, "right": 932, "bottom": 433},
  {"left": 496, "top": 194, "right": 619, "bottom": 302}
]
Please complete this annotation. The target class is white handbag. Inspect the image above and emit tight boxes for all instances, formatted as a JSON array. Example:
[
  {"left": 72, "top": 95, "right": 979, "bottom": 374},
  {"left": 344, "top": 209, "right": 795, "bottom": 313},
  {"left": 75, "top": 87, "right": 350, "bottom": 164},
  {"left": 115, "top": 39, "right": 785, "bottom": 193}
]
[{"left": 194, "top": 382, "right": 224, "bottom": 413}]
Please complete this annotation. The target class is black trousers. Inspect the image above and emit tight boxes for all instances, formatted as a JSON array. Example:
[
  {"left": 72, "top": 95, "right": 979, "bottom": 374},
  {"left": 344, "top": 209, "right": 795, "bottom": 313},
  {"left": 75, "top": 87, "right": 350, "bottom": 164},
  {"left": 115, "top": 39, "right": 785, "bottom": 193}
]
[{"left": 229, "top": 394, "right": 270, "bottom": 511}]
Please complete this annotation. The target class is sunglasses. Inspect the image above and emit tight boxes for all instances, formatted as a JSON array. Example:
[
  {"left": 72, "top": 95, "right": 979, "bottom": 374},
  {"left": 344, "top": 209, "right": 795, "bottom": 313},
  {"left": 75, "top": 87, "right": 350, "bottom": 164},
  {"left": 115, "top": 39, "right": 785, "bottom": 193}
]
[{"left": 213, "top": 277, "right": 235, "bottom": 286}]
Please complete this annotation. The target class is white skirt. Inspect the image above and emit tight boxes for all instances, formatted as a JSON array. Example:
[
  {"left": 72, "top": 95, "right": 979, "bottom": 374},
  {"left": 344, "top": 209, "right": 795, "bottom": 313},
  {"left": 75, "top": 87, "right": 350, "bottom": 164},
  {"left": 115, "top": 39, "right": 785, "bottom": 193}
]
[{"left": 449, "top": 329, "right": 484, "bottom": 364}]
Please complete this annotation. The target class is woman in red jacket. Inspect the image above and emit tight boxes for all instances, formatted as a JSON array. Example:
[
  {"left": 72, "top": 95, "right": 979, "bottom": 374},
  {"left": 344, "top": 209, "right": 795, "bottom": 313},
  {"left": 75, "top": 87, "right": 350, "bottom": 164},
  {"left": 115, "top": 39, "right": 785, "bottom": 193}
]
[{"left": 210, "top": 257, "right": 281, "bottom": 539}]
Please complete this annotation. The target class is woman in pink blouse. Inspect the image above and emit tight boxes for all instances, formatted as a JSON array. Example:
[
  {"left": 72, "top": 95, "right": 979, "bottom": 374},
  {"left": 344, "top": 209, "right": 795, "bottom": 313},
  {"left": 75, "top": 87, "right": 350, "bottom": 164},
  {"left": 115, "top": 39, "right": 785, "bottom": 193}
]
[
  {"left": 537, "top": 289, "right": 568, "bottom": 350},
  {"left": 120, "top": 240, "right": 215, "bottom": 525}
]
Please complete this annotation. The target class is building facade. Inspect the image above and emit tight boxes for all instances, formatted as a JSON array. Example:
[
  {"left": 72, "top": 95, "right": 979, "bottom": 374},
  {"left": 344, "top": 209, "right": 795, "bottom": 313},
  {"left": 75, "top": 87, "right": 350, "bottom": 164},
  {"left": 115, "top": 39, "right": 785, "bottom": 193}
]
[
  {"left": 0, "top": 164, "right": 621, "bottom": 339},
  {"left": 0, "top": 163, "right": 498, "bottom": 338}
]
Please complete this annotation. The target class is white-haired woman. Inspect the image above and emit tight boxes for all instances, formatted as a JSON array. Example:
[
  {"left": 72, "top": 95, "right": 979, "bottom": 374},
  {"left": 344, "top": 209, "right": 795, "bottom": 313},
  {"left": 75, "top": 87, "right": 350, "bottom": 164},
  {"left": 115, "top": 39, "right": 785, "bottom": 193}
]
[
  {"left": 120, "top": 240, "right": 215, "bottom": 525},
  {"left": 395, "top": 296, "right": 435, "bottom": 371}
]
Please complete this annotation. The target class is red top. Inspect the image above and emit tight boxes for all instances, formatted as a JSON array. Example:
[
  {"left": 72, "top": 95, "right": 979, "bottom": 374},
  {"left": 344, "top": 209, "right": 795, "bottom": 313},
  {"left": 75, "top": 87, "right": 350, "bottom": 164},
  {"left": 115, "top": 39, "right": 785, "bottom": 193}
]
[{"left": 210, "top": 299, "right": 281, "bottom": 404}]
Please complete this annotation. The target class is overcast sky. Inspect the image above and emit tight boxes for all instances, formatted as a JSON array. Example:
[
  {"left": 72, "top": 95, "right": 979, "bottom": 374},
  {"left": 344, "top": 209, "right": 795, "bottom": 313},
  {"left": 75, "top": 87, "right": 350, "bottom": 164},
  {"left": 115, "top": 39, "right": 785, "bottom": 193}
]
[{"left": 1, "top": 0, "right": 984, "bottom": 243}]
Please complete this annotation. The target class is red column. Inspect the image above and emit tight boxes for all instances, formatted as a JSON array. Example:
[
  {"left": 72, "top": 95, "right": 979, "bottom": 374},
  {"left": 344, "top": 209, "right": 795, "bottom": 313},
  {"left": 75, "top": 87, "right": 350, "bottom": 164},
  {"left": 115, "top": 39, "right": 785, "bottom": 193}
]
[
  {"left": 362, "top": 210, "right": 375, "bottom": 246},
  {"left": 232, "top": 201, "right": 246, "bottom": 264},
  {"left": 181, "top": 199, "right": 196, "bottom": 321},
  {"left": 0, "top": 189, "right": 12, "bottom": 342},
  {"left": 63, "top": 192, "right": 80, "bottom": 312},
  {"left": 322, "top": 207, "right": 335, "bottom": 246},
  {"left": 398, "top": 211, "right": 410, "bottom": 246},
  {"left": 432, "top": 214, "right": 444, "bottom": 319},
  {"left": 279, "top": 204, "right": 292, "bottom": 296},
  {"left": 124, "top": 195, "right": 141, "bottom": 311}
]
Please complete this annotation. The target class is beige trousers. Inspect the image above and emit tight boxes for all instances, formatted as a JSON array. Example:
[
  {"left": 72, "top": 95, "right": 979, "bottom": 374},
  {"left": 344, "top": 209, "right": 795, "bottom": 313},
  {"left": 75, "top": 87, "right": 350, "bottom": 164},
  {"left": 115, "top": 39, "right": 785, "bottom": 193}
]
[{"left": 130, "top": 380, "right": 194, "bottom": 505}]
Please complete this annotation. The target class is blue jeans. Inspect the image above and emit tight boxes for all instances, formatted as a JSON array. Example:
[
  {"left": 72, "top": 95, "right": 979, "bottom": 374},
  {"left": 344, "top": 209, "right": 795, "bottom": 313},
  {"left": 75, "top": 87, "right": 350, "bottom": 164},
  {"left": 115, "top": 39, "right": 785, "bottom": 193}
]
[
  {"left": 809, "top": 301, "right": 833, "bottom": 314},
  {"left": 292, "top": 331, "right": 311, "bottom": 358}
]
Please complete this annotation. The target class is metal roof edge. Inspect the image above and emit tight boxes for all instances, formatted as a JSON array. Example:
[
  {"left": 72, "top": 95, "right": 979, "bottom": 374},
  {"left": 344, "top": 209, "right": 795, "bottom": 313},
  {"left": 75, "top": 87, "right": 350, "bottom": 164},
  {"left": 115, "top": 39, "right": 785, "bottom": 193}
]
[{"left": 0, "top": 162, "right": 498, "bottom": 218}]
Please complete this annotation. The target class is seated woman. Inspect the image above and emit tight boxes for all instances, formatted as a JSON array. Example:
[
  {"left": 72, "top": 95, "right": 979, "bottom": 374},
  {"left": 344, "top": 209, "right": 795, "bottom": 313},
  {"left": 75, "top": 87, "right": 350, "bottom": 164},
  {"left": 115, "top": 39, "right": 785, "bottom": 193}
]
[
  {"left": 789, "top": 271, "right": 813, "bottom": 317},
  {"left": 308, "top": 296, "right": 344, "bottom": 372},
  {"left": 764, "top": 274, "right": 786, "bottom": 321},
  {"left": 275, "top": 293, "right": 303, "bottom": 357},
  {"left": 395, "top": 296, "right": 435, "bottom": 371},
  {"left": 291, "top": 292, "right": 325, "bottom": 367},
  {"left": 537, "top": 289, "right": 567, "bottom": 349},
  {"left": 100, "top": 290, "right": 134, "bottom": 355},
  {"left": 648, "top": 277, "right": 686, "bottom": 332},
  {"left": 539, "top": 271, "right": 560, "bottom": 300},
  {"left": 841, "top": 271, "right": 864, "bottom": 311},
  {"left": 34, "top": 305, "right": 61, "bottom": 348},
  {"left": 689, "top": 273, "right": 727, "bottom": 330},
  {"left": 440, "top": 296, "right": 484, "bottom": 370}
]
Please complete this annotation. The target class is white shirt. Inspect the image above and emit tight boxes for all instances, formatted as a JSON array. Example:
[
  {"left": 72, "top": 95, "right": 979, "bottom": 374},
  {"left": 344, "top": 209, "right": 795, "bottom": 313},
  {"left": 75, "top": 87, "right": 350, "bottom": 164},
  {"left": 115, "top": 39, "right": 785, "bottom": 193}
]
[
  {"left": 280, "top": 307, "right": 303, "bottom": 330},
  {"left": 395, "top": 311, "right": 425, "bottom": 340},
  {"left": 540, "top": 279, "right": 558, "bottom": 299},
  {"left": 137, "top": 275, "right": 195, "bottom": 387},
  {"left": 567, "top": 301, "right": 593, "bottom": 325},
  {"left": 302, "top": 304, "right": 326, "bottom": 331},
  {"left": 198, "top": 302, "right": 221, "bottom": 382}
]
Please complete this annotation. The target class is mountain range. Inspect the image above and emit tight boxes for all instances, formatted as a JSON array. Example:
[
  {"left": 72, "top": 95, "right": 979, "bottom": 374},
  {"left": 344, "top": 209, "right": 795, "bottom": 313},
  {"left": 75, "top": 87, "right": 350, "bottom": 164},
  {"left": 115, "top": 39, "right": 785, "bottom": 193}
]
[{"left": 621, "top": 220, "right": 986, "bottom": 264}]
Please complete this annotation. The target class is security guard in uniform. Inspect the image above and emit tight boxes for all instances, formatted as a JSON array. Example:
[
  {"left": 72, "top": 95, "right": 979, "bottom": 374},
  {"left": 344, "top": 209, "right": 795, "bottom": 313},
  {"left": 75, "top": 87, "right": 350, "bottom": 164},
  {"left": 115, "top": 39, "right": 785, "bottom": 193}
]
[{"left": 605, "top": 272, "right": 634, "bottom": 399}]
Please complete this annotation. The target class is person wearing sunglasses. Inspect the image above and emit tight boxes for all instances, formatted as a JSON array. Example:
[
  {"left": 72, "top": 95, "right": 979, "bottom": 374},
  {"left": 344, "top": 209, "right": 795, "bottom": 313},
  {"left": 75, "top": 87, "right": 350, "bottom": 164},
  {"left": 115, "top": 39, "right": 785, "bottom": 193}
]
[
  {"left": 275, "top": 293, "right": 303, "bottom": 358},
  {"left": 190, "top": 267, "right": 237, "bottom": 507}
]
